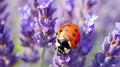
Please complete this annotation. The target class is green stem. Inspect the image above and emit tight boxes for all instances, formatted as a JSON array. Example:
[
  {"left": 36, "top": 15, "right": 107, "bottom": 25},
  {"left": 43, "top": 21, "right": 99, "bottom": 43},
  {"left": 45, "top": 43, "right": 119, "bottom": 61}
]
[{"left": 41, "top": 47, "right": 46, "bottom": 67}]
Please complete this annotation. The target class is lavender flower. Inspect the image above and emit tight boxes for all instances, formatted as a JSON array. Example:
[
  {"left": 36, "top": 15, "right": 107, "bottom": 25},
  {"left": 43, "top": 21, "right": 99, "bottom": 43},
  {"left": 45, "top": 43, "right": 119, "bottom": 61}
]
[
  {"left": 0, "top": 0, "right": 7, "bottom": 15},
  {"left": 19, "top": 5, "right": 39, "bottom": 62},
  {"left": 0, "top": 19, "right": 10, "bottom": 46},
  {"left": 91, "top": 22, "right": 120, "bottom": 67},
  {"left": 86, "top": 0, "right": 97, "bottom": 10},
  {"left": 79, "top": 0, "right": 97, "bottom": 22},
  {"left": 30, "top": 0, "right": 57, "bottom": 67},
  {"left": 78, "top": 14, "right": 98, "bottom": 55},
  {"left": 82, "top": 0, "right": 97, "bottom": 12},
  {"left": 8, "top": 53, "right": 18, "bottom": 66},
  {"left": 19, "top": 5, "right": 35, "bottom": 47},
  {"left": 31, "top": 0, "right": 39, "bottom": 18},
  {"left": 83, "top": 14, "right": 98, "bottom": 34},
  {"left": 0, "top": 17, "right": 18, "bottom": 67},
  {"left": 0, "top": 0, "right": 9, "bottom": 21},
  {"left": 0, "top": 1, "right": 18, "bottom": 66},
  {"left": 33, "top": 0, "right": 57, "bottom": 47},
  {"left": 52, "top": 49, "right": 79, "bottom": 67},
  {"left": 64, "top": 0, "right": 74, "bottom": 22},
  {"left": 20, "top": 48, "right": 39, "bottom": 62},
  {"left": 52, "top": 48, "right": 86, "bottom": 67},
  {"left": 0, "top": 57, "right": 6, "bottom": 67}
]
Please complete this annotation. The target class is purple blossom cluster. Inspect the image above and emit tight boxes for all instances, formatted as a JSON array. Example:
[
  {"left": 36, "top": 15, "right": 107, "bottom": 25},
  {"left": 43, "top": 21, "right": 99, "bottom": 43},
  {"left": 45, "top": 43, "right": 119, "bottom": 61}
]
[
  {"left": 64, "top": 0, "right": 74, "bottom": 22},
  {"left": 79, "top": 14, "right": 98, "bottom": 55},
  {"left": 0, "top": 17, "right": 18, "bottom": 67},
  {"left": 0, "top": 0, "right": 9, "bottom": 21},
  {"left": 18, "top": 0, "right": 57, "bottom": 66},
  {"left": 33, "top": 0, "right": 57, "bottom": 47},
  {"left": 91, "top": 22, "right": 120, "bottom": 67},
  {"left": 0, "top": 1, "right": 18, "bottom": 67},
  {"left": 18, "top": 5, "right": 39, "bottom": 62}
]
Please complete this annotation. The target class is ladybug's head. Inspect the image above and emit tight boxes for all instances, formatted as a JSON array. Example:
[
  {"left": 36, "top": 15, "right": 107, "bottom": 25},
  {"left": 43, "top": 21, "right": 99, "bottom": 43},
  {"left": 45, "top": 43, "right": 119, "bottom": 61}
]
[{"left": 56, "top": 38, "right": 71, "bottom": 54}]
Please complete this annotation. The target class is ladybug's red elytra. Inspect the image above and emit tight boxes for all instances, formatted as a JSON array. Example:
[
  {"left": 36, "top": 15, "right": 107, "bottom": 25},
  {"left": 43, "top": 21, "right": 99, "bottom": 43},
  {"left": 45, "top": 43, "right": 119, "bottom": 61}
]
[{"left": 56, "top": 23, "right": 80, "bottom": 54}]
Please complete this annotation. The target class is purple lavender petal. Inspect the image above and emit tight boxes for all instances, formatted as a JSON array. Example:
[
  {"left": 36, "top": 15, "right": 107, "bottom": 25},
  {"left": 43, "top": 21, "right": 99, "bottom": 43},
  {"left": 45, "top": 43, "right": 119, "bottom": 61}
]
[
  {"left": 101, "top": 37, "right": 110, "bottom": 53},
  {"left": 0, "top": 3, "right": 7, "bottom": 14},
  {"left": 104, "top": 57, "right": 120, "bottom": 67},
  {"left": 33, "top": 0, "right": 57, "bottom": 47},
  {"left": 4, "top": 41, "right": 14, "bottom": 55},
  {"left": 20, "top": 38, "right": 34, "bottom": 47},
  {"left": 20, "top": 48, "right": 40, "bottom": 62},
  {"left": 8, "top": 53, "right": 18, "bottom": 66},
  {"left": 95, "top": 52, "right": 105, "bottom": 63},
  {"left": 0, "top": 58, "right": 6, "bottom": 67},
  {"left": 87, "top": 0, "right": 97, "bottom": 9},
  {"left": 79, "top": 39, "right": 92, "bottom": 55},
  {"left": 109, "top": 45, "right": 120, "bottom": 57},
  {"left": 91, "top": 60, "right": 100, "bottom": 67},
  {"left": 90, "top": 22, "right": 120, "bottom": 67}
]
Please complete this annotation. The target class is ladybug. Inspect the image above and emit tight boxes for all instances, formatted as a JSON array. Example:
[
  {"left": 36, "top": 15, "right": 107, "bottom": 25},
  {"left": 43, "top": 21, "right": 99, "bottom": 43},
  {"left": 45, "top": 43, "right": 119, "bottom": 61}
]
[{"left": 56, "top": 23, "right": 80, "bottom": 54}]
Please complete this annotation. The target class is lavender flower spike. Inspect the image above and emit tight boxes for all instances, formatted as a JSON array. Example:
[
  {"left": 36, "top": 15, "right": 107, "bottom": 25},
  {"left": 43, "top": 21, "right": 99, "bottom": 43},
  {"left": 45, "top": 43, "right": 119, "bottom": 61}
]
[
  {"left": 37, "top": 0, "right": 56, "bottom": 20},
  {"left": 83, "top": 14, "right": 98, "bottom": 34},
  {"left": 20, "top": 48, "right": 40, "bottom": 62},
  {"left": 91, "top": 22, "right": 120, "bottom": 67},
  {"left": 0, "top": 17, "right": 18, "bottom": 67},
  {"left": 86, "top": 0, "right": 97, "bottom": 10},
  {"left": 33, "top": 0, "right": 57, "bottom": 47},
  {"left": 78, "top": 14, "right": 98, "bottom": 55},
  {"left": 19, "top": 5, "right": 40, "bottom": 62},
  {"left": 0, "top": 0, "right": 9, "bottom": 20},
  {"left": 52, "top": 48, "right": 87, "bottom": 67},
  {"left": 19, "top": 5, "right": 35, "bottom": 47},
  {"left": 52, "top": 49, "right": 80, "bottom": 67},
  {"left": 64, "top": 0, "right": 74, "bottom": 21},
  {"left": 0, "top": 1, "right": 18, "bottom": 66}
]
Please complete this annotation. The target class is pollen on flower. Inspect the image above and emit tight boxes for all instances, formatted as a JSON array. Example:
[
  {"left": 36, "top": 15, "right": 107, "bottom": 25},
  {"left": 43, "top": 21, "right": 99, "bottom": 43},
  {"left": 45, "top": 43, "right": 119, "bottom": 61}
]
[
  {"left": 106, "top": 52, "right": 112, "bottom": 57},
  {"left": 89, "top": 19, "right": 93, "bottom": 23},
  {"left": 41, "top": 15, "right": 48, "bottom": 19},
  {"left": 36, "top": 27, "right": 41, "bottom": 31},
  {"left": 87, "top": 27, "right": 91, "bottom": 32},
  {"left": 100, "top": 50, "right": 106, "bottom": 54},
  {"left": 42, "top": 3, "right": 46, "bottom": 7},
  {"left": 111, "top": 41, "right": 116, "bottom": 45}
]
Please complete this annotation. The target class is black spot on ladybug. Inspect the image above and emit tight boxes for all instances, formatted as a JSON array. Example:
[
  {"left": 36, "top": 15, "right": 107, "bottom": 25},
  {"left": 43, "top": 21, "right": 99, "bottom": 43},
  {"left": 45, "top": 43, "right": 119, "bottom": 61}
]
[
  {"left": 74, "top": 28, "right": 78, "bottom": 32},
  {"left": 57, "top": 46, "right": 64, "bottom": 53},
  {"left": 60, "top": 30, "right": 62, "bottom": 32},
  {"left": 67, "top": 24, "right": 71, "bottom": 27},
  {"left": 75, "top": 40, "right": 77, "bottom": 44},
  {"left": 72, "top": 33, "right": 76, "bottom": 37}
]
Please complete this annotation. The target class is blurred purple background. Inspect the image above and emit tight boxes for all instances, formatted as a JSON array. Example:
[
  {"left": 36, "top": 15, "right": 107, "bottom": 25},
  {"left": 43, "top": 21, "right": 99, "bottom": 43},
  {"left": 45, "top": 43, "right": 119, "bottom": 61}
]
[{"left": 4, "top": 0, "right": 120, "bottom": 67}]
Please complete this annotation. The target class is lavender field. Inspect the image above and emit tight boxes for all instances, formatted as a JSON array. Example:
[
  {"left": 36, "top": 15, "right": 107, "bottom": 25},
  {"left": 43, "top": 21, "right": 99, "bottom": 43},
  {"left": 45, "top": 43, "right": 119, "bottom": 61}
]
[{"left": 0, "top": 0, "right": 120, "bottom": 67}]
